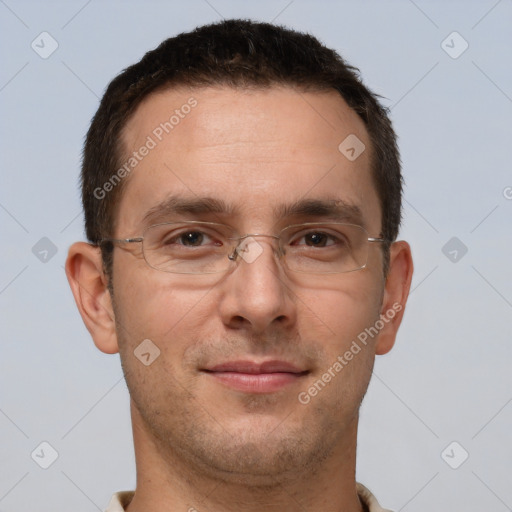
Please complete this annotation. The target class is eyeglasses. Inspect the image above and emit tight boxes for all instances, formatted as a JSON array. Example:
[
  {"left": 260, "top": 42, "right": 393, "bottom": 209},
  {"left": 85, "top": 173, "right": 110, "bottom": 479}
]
[{"left": 99, "top": 221, "right": 389, "bottom": 275}]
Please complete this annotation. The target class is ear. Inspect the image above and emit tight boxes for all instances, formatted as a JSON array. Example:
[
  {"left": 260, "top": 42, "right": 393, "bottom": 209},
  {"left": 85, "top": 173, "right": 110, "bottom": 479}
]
[
  {"left": 65, "top": 242, "right": 119, "bottom": 354},
  {"left": 375, "top": 241, "right": 414, "bottom": 355}
]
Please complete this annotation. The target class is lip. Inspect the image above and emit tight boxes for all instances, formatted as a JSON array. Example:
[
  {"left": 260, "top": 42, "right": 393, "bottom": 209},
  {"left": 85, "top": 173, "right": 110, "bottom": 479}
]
[{"left": 202, "top": 360, "right": 309, "bottom": 393}]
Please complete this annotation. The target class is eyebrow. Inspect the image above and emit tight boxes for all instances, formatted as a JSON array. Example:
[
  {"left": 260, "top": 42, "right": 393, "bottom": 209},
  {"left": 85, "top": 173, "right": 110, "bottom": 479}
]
[
  {"left": 141, "top": 195, "right": 237, "bottom": 226},
  {"left": 140, "top": 195, "right": 364, "bottom": 228},
  {"left": 273, "top": 198, "right": 364, "bottom": 226}
]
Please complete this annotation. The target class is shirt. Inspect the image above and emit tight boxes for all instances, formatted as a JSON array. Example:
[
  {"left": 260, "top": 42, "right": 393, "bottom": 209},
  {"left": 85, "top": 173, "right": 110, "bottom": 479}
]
[{"left": 104, "top": 483, "right": 393, "bottom": 511}]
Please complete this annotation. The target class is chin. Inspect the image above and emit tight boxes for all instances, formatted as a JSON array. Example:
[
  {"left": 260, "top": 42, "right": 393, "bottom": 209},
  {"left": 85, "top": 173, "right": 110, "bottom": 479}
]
[{"left": 178, "top": 417, "right": 338, "bottom": 486}]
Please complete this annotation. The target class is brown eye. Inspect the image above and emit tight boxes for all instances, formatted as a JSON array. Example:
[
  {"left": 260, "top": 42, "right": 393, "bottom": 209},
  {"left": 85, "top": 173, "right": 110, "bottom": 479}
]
[
  {"left": 304, "top": 233, "right": 329, "bottom": 247},
  {"left": 292, "top": 230, "right": 341, "bottom": 248},
  {"left": 179, "top": 231, "right": 205, "bottom": 246}
]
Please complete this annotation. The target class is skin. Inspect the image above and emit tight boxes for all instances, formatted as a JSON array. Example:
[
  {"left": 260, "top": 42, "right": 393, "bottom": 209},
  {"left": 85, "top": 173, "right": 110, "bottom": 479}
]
[{"left": 66, "top": 86, "right": 413, "bottom": 512}]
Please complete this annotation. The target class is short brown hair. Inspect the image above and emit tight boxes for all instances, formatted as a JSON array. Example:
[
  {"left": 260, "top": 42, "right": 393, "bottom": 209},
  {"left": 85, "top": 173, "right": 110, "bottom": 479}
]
[{"left": 82, "top": 19, "right": 402, "bottom": 280}]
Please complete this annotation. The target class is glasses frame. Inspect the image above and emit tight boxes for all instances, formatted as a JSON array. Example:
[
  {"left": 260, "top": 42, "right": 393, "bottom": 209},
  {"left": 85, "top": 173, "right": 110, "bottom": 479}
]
[{"left": 99, "top": 220, "right": 390, "bottom": 275}]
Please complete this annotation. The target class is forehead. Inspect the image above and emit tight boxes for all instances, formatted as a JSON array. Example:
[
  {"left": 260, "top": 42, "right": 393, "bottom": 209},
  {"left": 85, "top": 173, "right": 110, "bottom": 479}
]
[{"left": 117, "top": 86, "right": 381, "bottom": 234}]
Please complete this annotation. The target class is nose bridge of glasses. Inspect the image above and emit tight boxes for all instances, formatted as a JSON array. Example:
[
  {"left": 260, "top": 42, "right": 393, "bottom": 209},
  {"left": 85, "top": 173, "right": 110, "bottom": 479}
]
[
  {"left": 239, "top": 233, "right": 280, "bottom": 242},
  {"left": 228, "top": 232, "right": 284, "bottom": 264}
]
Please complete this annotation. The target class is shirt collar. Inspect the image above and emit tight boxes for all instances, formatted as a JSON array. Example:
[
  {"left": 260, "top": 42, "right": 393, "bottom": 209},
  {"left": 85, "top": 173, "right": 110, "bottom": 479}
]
[{"left": 105, "top": 484, "right": 393, "bottom": 512}]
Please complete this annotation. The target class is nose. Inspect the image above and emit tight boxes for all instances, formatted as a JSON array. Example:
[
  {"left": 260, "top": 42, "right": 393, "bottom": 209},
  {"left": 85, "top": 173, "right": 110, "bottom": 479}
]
[{"left": 218, "top": 236, "right": 297, "bottom": 333}]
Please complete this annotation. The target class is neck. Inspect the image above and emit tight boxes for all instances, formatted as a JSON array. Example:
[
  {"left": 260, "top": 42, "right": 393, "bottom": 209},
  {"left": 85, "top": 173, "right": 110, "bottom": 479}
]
[{"left": 126, "top": 401, "right": 364, "bottom": 512}]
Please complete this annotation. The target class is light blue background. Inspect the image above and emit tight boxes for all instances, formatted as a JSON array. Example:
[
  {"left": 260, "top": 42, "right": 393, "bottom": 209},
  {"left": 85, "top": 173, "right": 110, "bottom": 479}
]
[{"left": 1, "top": 1, "right": 511, "bottom": 511}]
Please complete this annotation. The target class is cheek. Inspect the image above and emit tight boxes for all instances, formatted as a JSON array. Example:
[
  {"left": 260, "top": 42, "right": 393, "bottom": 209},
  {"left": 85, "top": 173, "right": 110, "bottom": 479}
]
[
  {"left": 113, "top": 276, "right": 213, "bottom": 408},
  {"left": 302, "top": 286, "right": 381, "bottom": 397},
  {"left": 113, "top": 268, "right": 215, "bottom": 354},
  {"left": 295, "top": 273, "right": 383, "bottom": 348}
]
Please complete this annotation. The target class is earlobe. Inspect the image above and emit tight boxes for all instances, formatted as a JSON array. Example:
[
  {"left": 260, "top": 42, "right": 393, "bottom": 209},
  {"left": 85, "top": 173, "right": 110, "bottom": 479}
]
[
  {"left": 65, "top": 242, "right": 119, "bottom": 354},
  {"left": 375, "top": 241, "right": 414, "bottom": 355}
]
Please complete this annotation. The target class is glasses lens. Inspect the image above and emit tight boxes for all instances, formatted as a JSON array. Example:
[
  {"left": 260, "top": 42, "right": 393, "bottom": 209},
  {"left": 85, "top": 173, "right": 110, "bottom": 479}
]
[
  {"left": 281, "top": 223, "right": 368, "bottom": 274},
  {"left": 142, "top": 222, "right": 234, "bottom": 274},
  {"left": 140, "top": 222, "right": 371, "bottom": 275}
]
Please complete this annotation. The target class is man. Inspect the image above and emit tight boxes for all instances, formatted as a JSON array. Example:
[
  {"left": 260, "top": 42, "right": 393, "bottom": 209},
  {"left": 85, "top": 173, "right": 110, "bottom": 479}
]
[{"left": 66, "top": 19, "right": 413, "bottom": 512}]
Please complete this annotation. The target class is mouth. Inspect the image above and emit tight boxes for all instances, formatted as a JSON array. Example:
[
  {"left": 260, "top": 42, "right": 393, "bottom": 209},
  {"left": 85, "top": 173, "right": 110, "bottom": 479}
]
[{"left": 201, "top": 360, "right": 310, "bottom": 393}]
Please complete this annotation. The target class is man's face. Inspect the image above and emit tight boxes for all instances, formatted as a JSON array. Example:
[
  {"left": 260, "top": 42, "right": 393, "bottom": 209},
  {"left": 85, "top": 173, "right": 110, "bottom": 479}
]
[{"left": 112, "top": 86, "right": 386, "bottom": 482}]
